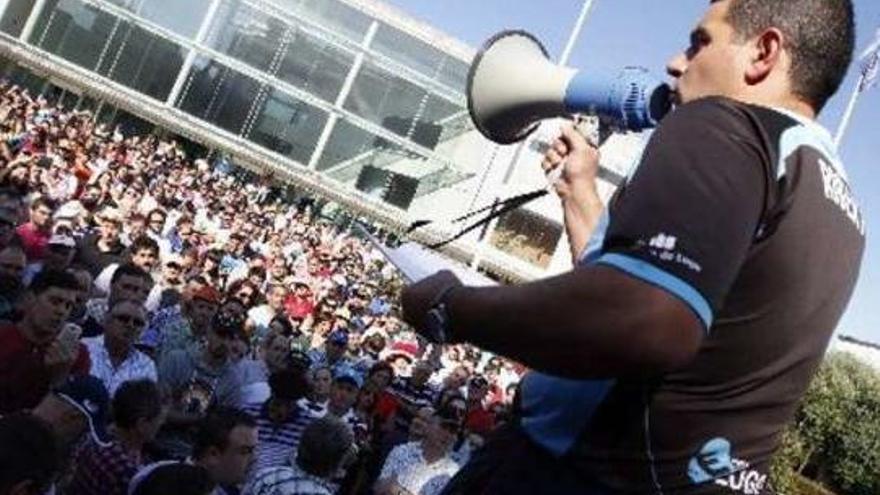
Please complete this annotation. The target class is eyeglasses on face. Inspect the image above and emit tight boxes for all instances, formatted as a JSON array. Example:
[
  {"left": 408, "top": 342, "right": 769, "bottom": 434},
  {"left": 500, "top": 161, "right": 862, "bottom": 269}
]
[
  {"left": 112, "top": 313, "right": 145, "bottom": 328},
  {"left": 0, "top": 261, "right": 23, "bottom": 272}
]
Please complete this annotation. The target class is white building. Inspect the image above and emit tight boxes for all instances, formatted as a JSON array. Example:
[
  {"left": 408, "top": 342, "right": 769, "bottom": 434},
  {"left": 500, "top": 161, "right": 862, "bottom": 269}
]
[{"left": 0, "top": 0, "right": 646, "bottom": 280}]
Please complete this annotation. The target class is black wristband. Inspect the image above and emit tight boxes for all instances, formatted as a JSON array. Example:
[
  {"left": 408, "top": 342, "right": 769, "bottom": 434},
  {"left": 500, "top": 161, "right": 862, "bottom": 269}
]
[{"left": 430, "top": 283, "right": 461, "bottom": 343}]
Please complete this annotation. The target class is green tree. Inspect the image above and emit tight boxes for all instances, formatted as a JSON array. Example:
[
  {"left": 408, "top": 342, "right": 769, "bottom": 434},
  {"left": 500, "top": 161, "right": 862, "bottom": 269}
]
[{"left": 771, "top": 352, "right": 880, "bottom": 495}]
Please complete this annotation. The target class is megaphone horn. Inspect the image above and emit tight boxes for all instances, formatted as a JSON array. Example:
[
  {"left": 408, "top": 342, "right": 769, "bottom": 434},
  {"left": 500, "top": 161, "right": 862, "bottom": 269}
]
[{"left": 467, "top": 30, "right": 673, "bottom": 145}]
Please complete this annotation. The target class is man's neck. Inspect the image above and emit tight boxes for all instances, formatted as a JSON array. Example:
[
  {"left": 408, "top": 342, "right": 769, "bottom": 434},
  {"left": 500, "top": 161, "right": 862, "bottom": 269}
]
[
  {"left": 15, "top": 319, "right": 41, "bottom": 347},
  {"left": 328, "top": 403, "right": 349, "bottom": 417},
  {"left": 115, "top": 427, "right": 145, "bottom": 461},
  {"left": 105, "top": 337, "right": 131, "bottom": 366},
  {"left": 733, "top": 93, "right": 816, "bottom": 121},
  {"left": 421, "top": 440, "right": 448, "bottom": 464},
  {"left": 202, "top": 349, "right": 226, "bottom": 370},
  {"left": 97, "top": 237, "right": 116, "bottom": 251}
]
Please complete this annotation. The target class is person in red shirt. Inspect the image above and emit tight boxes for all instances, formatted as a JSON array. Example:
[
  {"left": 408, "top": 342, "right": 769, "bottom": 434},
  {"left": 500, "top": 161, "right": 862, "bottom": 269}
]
[
  {"left": 15, "top": 197, "right": 54, "bottom": 262},
  {"left": 284, "top": 280, "right": 315, "bottom": 320},
  {"left": 0, "top": 268, "right": 90, "bottom": 414},
  {"left": 463, "top": 375, "right": 496, "bottom": 437}
]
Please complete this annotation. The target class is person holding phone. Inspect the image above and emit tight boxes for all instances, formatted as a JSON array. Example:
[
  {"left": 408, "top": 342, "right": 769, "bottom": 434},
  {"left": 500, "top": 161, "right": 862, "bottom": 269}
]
[{"left": 0, "top": 269, "right": 90, "bottom": 414}]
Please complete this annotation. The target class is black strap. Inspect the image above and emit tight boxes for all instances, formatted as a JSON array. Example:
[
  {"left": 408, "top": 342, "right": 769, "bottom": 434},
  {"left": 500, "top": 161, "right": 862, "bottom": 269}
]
[{"left": 407, "top": 187, "right": 549, "bottom": 249}]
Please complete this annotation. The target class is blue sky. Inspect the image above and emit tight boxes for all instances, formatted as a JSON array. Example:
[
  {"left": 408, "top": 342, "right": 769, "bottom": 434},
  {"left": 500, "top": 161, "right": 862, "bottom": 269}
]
[{"left": 386, "top": 0, "right": 880, "bottom": 342}]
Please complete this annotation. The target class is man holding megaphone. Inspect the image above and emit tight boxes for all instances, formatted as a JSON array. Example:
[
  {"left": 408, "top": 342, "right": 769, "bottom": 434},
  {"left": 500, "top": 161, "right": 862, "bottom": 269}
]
[{"left": 402, "top": 0, "right": 864, "bottom": 493}]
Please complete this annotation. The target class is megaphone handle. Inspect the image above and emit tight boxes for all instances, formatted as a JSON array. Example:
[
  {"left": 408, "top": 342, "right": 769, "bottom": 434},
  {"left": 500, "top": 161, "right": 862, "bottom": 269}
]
[
  {"left": 545, "top": 123, "right": 625, "bottom": 190},
  {"left": 573, "top": 115, "right": 612, "bottom": 147}
]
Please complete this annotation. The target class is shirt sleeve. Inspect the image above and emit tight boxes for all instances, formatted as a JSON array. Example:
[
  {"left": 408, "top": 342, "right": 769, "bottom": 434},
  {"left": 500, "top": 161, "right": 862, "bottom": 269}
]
[
  {"left": 158, "top": 350, "right": 191, "bottom": 395},
  {"left": 595, "top": 98, "right": 768, "bottom": 330},
  {"left": 379, "top": 444, "right": 408, "bottom": 481},
  {"left": 72, "top": 343, "right": 91, "bottom": 375}
]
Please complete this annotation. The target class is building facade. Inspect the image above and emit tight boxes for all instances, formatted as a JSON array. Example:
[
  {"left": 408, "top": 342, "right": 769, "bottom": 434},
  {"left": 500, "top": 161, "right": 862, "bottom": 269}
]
[{"left": 0, "top": 0, "right": 646, "bottom": 279}]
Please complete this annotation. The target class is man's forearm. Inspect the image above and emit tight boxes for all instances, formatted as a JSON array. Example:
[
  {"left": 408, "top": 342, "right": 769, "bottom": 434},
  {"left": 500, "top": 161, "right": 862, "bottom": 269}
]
[
  {"left": 562, "top": 194, "right": 604, "bottom": 263},
  {"left": 445, "top": 265, "right": 702, "bottom": 379}
]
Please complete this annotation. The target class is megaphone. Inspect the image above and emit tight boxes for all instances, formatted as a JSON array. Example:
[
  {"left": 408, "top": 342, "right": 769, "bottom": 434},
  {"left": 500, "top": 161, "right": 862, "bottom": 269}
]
[{"left": 467, "top": 30, "right": 673, "bottom": 145}]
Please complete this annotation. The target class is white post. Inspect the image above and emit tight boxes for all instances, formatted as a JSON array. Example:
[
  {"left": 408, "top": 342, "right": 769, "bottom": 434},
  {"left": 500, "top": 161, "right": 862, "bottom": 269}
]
[
  {"left": 19, "top": 0, "right": 49, "bottom": 42},
  {"left": 307, "top": 20, "right": 379, "bottom": 170},
  {"left": 469, "top": 0, "right": 596, "bottom": 271},
  {"left": 834, "top": 73, "right": 864, "bottom": 148},
  {"left": 165, "top": 0, "right": 222, "bottom": 107},
  {"left": 558, "top": 0, "right": 596, "bottom": 66}
]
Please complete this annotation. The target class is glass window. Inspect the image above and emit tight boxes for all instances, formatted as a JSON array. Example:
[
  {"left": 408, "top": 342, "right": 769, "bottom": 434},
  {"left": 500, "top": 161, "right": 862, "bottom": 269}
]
[
  {"left": 275, "top": 27, "right": 353, "bottom": 103},
  {"left": 436, "top": 57, "right": 470, "bottom": 93},
  {"left": 108, "top": 107, "right": 155, "bottom": 136},
  {"left": 113, "top": 0, "right": 210, "bottom": 39},
  {"left": 1, "top": 0, "right": 37, "bottom": 36},
  {"left": 98, "top": 22, "right": 186, "bottom": 101},
  {"left": 176, "top": 56, "right": 262, "bottom": 136},
  {"left": 316, "top": 118, "right": 374, "bottom": 172},
  {"left": 343, "top": 62, "right": 427, "bottom": 139},
  {"left": 205, "top": 1, "right": 285, "bottom": 73},
  {"left": 490, "top": 208, "right": 562, "bottom": 269},
  {"left": 412, "top": 95, "right": 461, "bottom": 149},
  {"left": 30, "top": 0, "right": 120, "bottom": 71},
  {"left": 245, "top": 88, "right": 328, "bottom": 165},
  {"left": 269, "top": 0, "right": 371, "bottom": 44},
  {"left": 371, "top": 24, "right": 444, "bottom": 79},
  {"left": 343, "top": 62, "right": 464, "bottom": 150}
]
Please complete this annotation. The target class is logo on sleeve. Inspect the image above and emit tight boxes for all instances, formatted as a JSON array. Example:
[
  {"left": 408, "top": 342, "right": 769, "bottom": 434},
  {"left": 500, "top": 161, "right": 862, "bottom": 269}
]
[
  {"left": 649, "top": 233, "right": 677, "bottom": 250},
  {"left": 645, "top": 233, "right": 702, "bottom": 273}
]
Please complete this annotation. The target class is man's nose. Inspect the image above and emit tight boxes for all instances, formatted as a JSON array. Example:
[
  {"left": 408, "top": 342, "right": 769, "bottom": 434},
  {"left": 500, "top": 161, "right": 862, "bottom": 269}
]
[{"left": 666, "top": 52, "right": 687, "bottom": 79}]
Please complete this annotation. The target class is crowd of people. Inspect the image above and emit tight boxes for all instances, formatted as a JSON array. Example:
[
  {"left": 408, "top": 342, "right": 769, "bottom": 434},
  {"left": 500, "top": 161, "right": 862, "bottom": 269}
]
[{"left": 0, "top": 81, "right": 524, "bottom": 495}]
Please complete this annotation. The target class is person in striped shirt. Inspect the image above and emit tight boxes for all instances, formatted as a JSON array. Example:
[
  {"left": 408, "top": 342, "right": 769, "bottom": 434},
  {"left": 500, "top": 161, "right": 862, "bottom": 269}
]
[
  {"left": 327, "top": 367, "right": 368, "bottom": 445},
  {"left": 243, "top": 369, "right": 310, "bottom": 474},
  {"left": 244, "top": 416, "right": 355, "bottom": 495}
]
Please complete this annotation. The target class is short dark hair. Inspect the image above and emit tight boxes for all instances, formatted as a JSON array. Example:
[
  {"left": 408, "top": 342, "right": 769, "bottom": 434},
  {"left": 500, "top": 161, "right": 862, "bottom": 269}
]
[
  {"left": 112, "top": 380, "right": 162, "bottom": 429},
  {"left": 30, "top": 196, "right": 55, "bottom": 212},
  {"left": 29, "top": 268, "right": 80, "bottom": 295},
  {"left": 0, "top": 413, "right": 59, "bottom": 493},
  {"left": 296, "top": 416, "right": 354, "bottom": 478},
  {"left": 718, "top": 0, "right": 854, "bottom": 111},
  {"left": 111, "top": 263, "right": 151, "bottom": 285},
  {"left": 147, "top": 208, "right": 166, "bottom": 221},
  {"left": 192, "top": 408, "right": 256, "bottom": 460},
  {"left": 269, "top": 369, "right": 309, "bottom": 401},
  {"left": 132, "top": 463, "right": 215, "bottom": 495},
  {"left": 129, "top": 235, "right": 160, "bottom": 257}
]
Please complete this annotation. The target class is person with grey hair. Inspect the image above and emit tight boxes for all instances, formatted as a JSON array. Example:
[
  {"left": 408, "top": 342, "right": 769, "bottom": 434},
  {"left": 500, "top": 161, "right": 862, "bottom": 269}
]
[{"left": 243, "top": 415, "right": 355, "bottom": 495}]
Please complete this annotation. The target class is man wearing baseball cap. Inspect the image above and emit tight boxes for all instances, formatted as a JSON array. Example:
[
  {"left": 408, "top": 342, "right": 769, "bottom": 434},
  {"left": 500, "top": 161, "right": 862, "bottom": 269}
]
[
  {"left": 21, "top": 232, "right": 76, "bottom": 286},
  {"left": 143, "top": 283, "right": 221, "bottom": 359},
  {"left": 156, "top": 311, "right": 245, "bottom": 458},
  {"left": 31, "top": 374, "right": 111, "bottom": 452},
  {"left": 328, "top": 367, "right": 368, "bottom": 446},
  {"left": 307, "top": 329, "right": 352, "bottom": 376}
]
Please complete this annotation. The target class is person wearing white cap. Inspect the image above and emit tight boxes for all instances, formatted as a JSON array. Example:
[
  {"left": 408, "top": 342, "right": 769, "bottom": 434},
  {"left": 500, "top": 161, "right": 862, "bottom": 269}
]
[
  {"left": 21, "top": 232, "right": 76, "bottom": 286},
  {"left": 75, "top": 207, "right": 126, "bottom": 277}
]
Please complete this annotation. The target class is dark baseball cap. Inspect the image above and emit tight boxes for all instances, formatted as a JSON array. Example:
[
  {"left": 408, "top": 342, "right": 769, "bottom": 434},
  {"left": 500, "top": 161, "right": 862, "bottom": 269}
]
[{"left": 54, "top": 375, "right": 110, "bottom": 444}]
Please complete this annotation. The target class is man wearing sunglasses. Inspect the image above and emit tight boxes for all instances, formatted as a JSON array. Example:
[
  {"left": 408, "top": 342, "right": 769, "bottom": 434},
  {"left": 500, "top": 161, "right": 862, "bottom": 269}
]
[{"left": 82, "top": 299, "right": 156, "bottom": 394}]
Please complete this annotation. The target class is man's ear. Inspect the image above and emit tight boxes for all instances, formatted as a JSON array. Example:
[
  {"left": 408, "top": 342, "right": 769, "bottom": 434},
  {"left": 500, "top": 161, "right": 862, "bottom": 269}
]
[
  {"left": 745, "top": 28, "right": 785, "bottom": 84},
  {"left": 17, "top": 290, "right": 35, "bottom": 312}
]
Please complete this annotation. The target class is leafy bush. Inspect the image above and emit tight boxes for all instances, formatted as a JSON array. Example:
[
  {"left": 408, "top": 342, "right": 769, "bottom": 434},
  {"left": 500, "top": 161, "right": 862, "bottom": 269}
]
[{"left": 770, "top": 352, "right": 880, "bottom": 495}]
